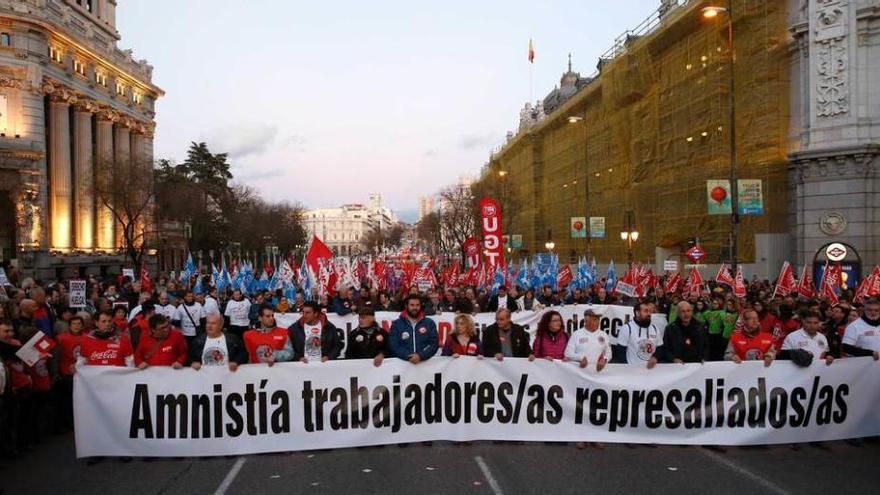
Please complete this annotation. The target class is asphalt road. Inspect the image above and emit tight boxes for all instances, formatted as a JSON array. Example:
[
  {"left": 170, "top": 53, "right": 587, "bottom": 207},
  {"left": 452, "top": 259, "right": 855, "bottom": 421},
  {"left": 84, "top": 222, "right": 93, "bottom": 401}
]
[{"left": 2, "top": 434, "right": 878, "bottom": 495}]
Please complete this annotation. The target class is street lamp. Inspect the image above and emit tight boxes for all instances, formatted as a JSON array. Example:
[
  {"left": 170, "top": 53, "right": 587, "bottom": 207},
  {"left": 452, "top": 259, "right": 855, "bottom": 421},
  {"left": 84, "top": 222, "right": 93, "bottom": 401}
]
[
  {"left": 545, "top": 229, "right": 555, "bottom": 252},
  {"left": 620, "top": 210, "right": 638, "bottom": 263},
  {"left": 568, "top": 109, "right": 591, "bottom": 259},
  {"left": 703, "top": 2, "right": 739, "bottom": 269}
]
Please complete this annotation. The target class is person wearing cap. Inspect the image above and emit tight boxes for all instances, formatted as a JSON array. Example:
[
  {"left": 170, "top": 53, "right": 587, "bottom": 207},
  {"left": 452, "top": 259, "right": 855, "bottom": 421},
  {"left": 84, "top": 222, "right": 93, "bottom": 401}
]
[
  {"left": 656, "top": 301, "right": 706, "bottom": 364},
  {"left": 346, "top": 307, "right": 387, "bottom": 367},
  {"left": 841, "top": 297, "right": 880, "bottom": 360},
  {"left": 486, "top": 286, "right": 517, "bottom": 313},
  {"left": 564, "top": 307, "right": 610, "bottom": 450}
]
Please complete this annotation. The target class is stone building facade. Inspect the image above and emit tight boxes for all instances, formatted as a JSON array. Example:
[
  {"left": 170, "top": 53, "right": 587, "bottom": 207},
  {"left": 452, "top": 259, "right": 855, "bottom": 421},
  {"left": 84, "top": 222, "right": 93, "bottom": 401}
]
[
  {"left": 0, "top": 0, "right": 162, "bottom": 279},
  {"left": 303, "top": 194, "right": 400, "bottom": 256}
]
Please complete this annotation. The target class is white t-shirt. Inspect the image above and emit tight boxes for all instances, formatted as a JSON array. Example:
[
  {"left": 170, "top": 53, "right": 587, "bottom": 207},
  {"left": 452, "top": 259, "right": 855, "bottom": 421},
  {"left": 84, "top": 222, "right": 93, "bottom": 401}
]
[
  {"left": 564, "top": 328, "right": 612, "bottom": 364},
  {"left": 842, "top": 318, "right": 880, "bottom": 353},
  {"left": 781, "top": 328, "right": 829, "bottom": 358},
  {"left": 304, "top": 322, "right": 323, "bottom": 360},
  {"left": 202, "top": 335, "right": 229, "bottom": 366},
  {"left": 175, "top": 302, "right": 204, "bottom": 337},
  {"left": 224, "top": 299, "right": 252, "bottom": 327},
  {"left": 203, "top": 296, "right": 221, "bottom": 316},
  {"left": 155, "top": 303, "right": 177, "bottom": 320},
  {"left": 497, "top": 295, "right": 508, "bottom": 309},
  {"left": 614, "top": 320, "right": 663, "bottom": 363},
  {"left": 127, "top": 305, "right": 142, "bottom": 323}
]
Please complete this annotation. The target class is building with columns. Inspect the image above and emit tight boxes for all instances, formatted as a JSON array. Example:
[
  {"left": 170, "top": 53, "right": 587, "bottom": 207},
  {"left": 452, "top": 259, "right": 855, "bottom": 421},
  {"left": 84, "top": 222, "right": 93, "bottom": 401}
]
[
  {"left": 303, "top": 194, "right": 400, "bottom": 256},
  {"left": 0, "top": 0, "right": 162, "bottom": 279}
]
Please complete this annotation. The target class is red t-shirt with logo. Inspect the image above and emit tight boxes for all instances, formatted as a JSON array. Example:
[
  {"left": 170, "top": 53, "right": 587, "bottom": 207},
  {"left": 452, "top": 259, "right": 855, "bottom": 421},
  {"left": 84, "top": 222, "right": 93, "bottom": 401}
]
[
  {"left": 57, "top": 332, "right": 83, "bottom": 376},
  {"left": 134, "top": 329, "right": 188, "bottom": 366},
  {"left": 80, "top": 332, "right": 134, "bottom": 366},
  {"left": 729, "top": 330, "right": 774, "bottom": 360},
  {"left": 28, "top": 351, "right": 53, "bottom": 392},
  {"left": 243, "top": 327, "right": 288, "bottom": 363}
]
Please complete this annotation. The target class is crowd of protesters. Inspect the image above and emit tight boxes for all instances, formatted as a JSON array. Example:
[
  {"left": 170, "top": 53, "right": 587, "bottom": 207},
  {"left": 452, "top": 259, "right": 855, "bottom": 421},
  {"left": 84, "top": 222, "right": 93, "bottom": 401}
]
[{"left": 1, "top": 259, "right": 879, "bottom": 459}]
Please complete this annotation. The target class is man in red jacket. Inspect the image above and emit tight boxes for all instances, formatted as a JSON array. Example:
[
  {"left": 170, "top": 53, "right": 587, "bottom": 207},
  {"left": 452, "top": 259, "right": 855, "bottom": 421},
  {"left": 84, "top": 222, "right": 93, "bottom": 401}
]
[
  {"left": 134, "top": 314, "right": 187, "bottom": 369},
  {"left": 725, "top": 309, "right": 775, "bottom": 367},
  {"left": 77, "top": 310, "right": 134, "bottom": 367}
]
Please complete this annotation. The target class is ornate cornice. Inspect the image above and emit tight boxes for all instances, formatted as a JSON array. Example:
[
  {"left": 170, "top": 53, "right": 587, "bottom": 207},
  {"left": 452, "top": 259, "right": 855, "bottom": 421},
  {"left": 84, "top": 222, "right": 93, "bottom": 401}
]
[{"left": 788, "top": 144, "right": 879, "bottom": 182}]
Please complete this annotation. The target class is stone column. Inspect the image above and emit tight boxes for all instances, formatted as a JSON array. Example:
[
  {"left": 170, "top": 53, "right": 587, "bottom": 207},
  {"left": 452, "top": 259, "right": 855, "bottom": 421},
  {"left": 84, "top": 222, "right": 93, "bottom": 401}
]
[
  {"left": 95, "top": 109, "right": 116, "bottom": 251},
  {"left": 48, "top": 95, "right": 72, "bottom": 251},
  {"left": 73, "top": 101, "right": 95, "bottom": 250},
  {"left": 113, "top": 121, "right": 131, "bottom": 249}
]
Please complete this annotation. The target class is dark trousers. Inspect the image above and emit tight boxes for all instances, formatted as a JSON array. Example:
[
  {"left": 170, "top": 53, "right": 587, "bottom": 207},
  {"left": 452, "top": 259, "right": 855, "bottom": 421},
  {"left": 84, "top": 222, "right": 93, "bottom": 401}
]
[
  {"left": 229, "top": 325, "right": 248, "bottom": 339},
  {"left": 54, "top": 375, "right": 74, "bottom": 432},
  {"left": 709, "top": 334, "right": 728, "bottom": 362}
]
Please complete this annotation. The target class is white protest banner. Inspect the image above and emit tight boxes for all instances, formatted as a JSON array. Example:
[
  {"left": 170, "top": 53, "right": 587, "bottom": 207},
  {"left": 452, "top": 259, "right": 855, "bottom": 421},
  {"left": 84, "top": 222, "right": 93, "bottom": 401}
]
[
  {"left": 69, "top": 279, "right": 87, "bottom": 308},
  {"left": 74, "top": 357, "right": 880, "bottom": 458},
  {"left": 274, "top": 305, "right": 665, "bottom": 355},
  {"left": 122, "top": 268, "right": 135, "bottom": 280},
  {"left": 16, "top": 331, "right": 55, "bottom": 367}
]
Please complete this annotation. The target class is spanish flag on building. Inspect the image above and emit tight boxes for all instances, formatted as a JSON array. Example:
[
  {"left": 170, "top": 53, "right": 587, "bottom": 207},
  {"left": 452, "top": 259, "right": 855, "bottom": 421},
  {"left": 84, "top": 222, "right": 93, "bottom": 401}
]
[{"left": 528, "top": 39, "right": 535, "bottom": 63}]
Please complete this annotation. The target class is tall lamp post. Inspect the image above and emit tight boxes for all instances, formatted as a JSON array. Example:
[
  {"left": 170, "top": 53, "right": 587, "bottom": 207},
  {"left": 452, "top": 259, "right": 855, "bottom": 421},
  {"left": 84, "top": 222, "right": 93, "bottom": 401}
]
[
  {"left": 568, "top": 111, "right": 591, "bottom": 259},
  {"left": 620, "top": 210, "right": 638, "bottom": 264},
  {"left": 545, "top": 229, "right": 555, "bottom": 253},
  {"left": 703, "top": 2, "right": 738, "bottom": 269}
]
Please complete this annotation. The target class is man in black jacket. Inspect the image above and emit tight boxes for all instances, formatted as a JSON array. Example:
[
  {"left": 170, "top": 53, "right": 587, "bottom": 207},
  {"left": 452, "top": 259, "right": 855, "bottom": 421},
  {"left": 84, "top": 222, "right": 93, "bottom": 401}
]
[
  {"left": 189, "top": 314, "right": 248, "bottom": 371},
  {"left": 287, "top": 301, "right": 345, "bottom": 362},
  {"left": 346, "top": 307, "right": 386, "bottom": 366},
  {"left": 656, "top": 301, "right": 706, "bottom": 364},
  {"left": 482, "top": 309, "right": 533, "bottom": 359},
  {"left": 486, "top": 286, "right": 518, "bottom": 313}
]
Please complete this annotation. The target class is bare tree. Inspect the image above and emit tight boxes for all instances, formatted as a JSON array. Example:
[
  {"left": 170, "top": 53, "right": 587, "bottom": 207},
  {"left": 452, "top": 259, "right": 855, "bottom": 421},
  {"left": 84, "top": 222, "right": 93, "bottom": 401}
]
[
  {"left": 437, "top": 184, "right": 478, "bottom": 259},
  {"left": 94, "top": 155, "right": 156, "bottom": 269},
  {"left": 416, "top": 211, "right": 442, "bottom": 255}
]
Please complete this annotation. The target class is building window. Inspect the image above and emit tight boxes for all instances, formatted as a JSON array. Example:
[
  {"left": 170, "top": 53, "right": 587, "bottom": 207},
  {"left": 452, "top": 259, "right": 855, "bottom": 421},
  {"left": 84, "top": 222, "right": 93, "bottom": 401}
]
[
  {"left": 73, "top": 59, "right": 86, "bottom": 76},
  {"left": 95, "top": 71, "right": 108, "bottom": 87},
  {"left": 132, "top": 91, "right": 143, "bottom": 105},
  {"left": 48, "top": 45, "right": 63, "bottom": 63},
  {"left": 116, "top": 81, "right": 125, "bottom": 96},
  {"left": 0, "top": 33, "right": 10, "bottom": 46}
]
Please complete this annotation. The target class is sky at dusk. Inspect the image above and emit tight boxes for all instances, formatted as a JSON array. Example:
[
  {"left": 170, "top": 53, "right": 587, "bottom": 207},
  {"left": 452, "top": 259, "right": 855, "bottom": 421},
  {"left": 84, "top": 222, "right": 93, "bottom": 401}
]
[{"left": 118, "top": 0, "right": 659, "bottom": 221}]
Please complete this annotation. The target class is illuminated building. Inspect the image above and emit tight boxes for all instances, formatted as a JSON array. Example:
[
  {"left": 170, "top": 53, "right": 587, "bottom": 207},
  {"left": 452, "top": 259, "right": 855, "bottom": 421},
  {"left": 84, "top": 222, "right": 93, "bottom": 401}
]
[{"left": 0, "top": 0, "right": 163, "bottom": 278}]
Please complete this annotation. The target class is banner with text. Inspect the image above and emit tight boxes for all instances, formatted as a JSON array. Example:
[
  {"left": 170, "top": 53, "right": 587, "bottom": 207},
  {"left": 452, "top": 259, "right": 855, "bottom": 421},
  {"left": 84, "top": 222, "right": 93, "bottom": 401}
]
[{"left": 74, "top": 357, "right": 880, "bottom": 457}]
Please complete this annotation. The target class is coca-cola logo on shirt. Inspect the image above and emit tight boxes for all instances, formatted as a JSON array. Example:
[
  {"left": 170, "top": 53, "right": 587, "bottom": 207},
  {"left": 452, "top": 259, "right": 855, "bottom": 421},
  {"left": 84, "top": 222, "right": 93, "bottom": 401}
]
[{"left": 89, "top": 349, "right": 119, "bottom": 361}]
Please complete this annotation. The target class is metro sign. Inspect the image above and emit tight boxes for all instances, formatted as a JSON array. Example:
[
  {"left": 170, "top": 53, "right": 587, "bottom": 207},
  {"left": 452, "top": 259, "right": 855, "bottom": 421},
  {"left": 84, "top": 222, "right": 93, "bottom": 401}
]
[
  {"left": 825, "top": 243, "right": 847, "bottom": 262},
  {"left": 685, "top": 245, "right": 707, "bottom": 264}
]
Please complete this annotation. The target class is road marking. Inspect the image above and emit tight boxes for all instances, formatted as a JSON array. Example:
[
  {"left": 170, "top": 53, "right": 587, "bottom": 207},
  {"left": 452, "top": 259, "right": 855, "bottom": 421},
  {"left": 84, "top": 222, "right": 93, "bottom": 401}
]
[
  {"left": 474, "top": 455, "right": 503, "bottom": 495},
  {"left": 214, "top": 456, "right": 247, "bottom": 495},
  {"left": 699, "top": 449, "right": 789, "bottom": 495}
]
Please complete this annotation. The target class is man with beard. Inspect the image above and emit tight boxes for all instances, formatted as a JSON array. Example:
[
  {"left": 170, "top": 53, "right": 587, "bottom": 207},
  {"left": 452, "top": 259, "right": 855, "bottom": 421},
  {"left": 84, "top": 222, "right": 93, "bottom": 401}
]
[
  {"left": 482, "top": 308, "right": 532, "bottom": 360},
  {"left": 287, "top": 301, "right": 344, "bottom": 363},
  {"left": 388, "top": 294, "right": 438, "bottom": 363},
  {"left": 725, "top": 309, "right": 775, "bottom": 366},
  {"left": 656, "top": 301, "right": 706, "bottom": 364},
  {"left": 190, "top": 314, "right": 247, "bottom": 371},
  {"left": 244, "top": 305, "right": 293, "bottom": 366},
  {"left": 612, "top": 301, "right": 661, "bottom": 368},
  {"left": 134, "top": 314, "right": 188, "bottom": 369},
  {"left": 842, "top": 297, "right": 880, "bottom": 360},
  {"left": 346, "top": 307, "right": 387, "bottom": 367}
]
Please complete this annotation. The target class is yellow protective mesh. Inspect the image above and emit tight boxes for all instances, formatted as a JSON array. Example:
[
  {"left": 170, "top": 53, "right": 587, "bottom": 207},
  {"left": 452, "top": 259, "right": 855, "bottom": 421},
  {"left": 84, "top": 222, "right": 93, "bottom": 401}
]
[{"left": 483, "top": 0, "right": 789, "bottom": 264}]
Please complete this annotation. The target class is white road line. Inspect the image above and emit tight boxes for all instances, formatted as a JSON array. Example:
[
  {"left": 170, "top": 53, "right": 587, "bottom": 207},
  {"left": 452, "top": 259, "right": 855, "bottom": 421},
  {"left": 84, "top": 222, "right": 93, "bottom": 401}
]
[
  {"left": 474, "top": 455, "right": 504, "bottom": 495},
  {"left": 214, "top": 456, "right": 247, "bottom": 495},
  {"left": 699, "top": 449, "right": 789, "bottom": 495}
]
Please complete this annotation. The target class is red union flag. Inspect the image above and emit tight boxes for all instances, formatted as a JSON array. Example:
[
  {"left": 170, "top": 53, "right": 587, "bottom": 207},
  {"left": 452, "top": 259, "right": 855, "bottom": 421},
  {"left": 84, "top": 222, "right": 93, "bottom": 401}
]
[
  {"left": 867, "top": 266, "right": 880, "bottom": 297},
  {"left": 463, "top": 237, "right": 481, "bottom": 269},
  {"left": 733, "top": 266, "right": 747, "bottom": 298},
  {"left": 479, "top": 198, "right": 503, "bottom": 267},
  {"left": 663, "top": 271, "right": 683, "bottom": 294},
  {"left": 684, "top": 267, "right": 704, "bottom": 297},
  {"left": 819, "top": 261, "right": 840, "bottom": 304},
  {"left": 556, "top": 265, "right": 573, "bottom": 288},
  {"left": 796, "top": 264, "right": 815, "bottom": 299},
  {"left": 772, "top": 261, "right": 797, "bottom": 298},
  {"left": 715, "top": 263, "right": 734, "bottom": 287}
]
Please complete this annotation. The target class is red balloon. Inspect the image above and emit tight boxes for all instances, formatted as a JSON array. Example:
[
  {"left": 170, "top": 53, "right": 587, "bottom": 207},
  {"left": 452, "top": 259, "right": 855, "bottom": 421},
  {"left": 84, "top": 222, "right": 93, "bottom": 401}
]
[
  {"left": 573, "top": 221, "right": 584, "bottom": 231},
  {"left": 710, "top": 186, "right": 727, "bottom": 204}
]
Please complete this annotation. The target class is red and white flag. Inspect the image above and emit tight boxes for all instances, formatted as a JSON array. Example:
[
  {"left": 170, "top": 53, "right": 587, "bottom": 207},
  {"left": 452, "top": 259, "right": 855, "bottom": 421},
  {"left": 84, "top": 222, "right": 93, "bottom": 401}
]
[
  {"left": 772, "top": 261, "right": 797, "bottom": 298},
  {"left": 733, "top": 266, "right": 747, "bottom": 299},
  {"left": 818, "top": 261, "right": 840, "bottom": 304},
  {"left": 796, "top": 264, "right": 815, "bottom": 299},
  {"left": 663, "top": 271, "right": 683, "bottom": 294},
  {"left": 684, "top": 267, "right": 704, "bottom": 297},
  {"left": 15, "top": 331, "right": 56, "bottom": 367},
  {"left": 715, "top": 263, "right": 734, "bottom": 288},
  {"left": 556, "top": 265, "right": 573, "bottom": 288}
]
